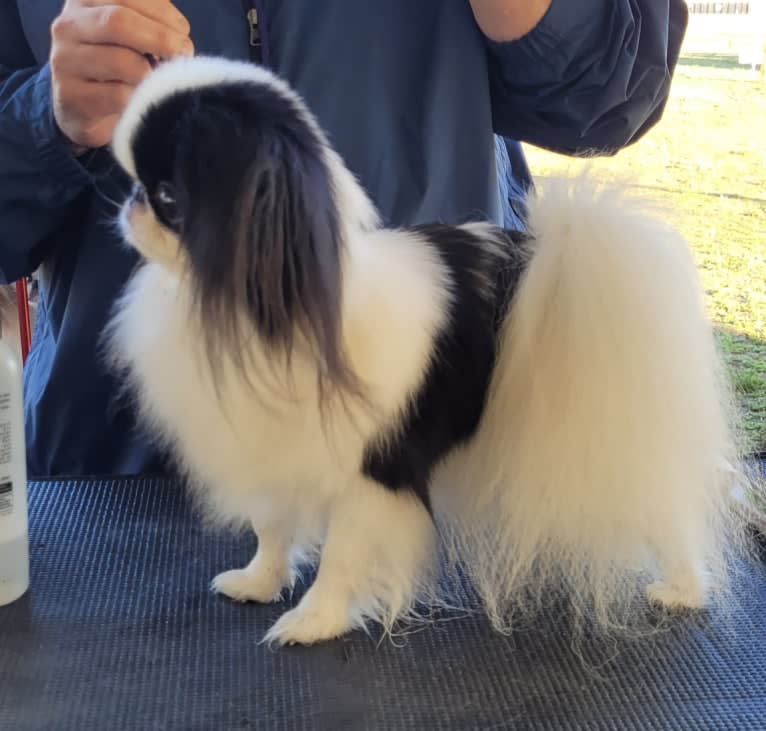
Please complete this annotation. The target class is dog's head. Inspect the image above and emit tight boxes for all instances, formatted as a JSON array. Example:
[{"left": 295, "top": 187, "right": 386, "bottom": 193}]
[{"left": 112, "top": 56, "right": 376, "bottom": 391}]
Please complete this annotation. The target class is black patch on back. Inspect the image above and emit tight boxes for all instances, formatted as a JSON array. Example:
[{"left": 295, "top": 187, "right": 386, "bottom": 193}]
[{"left": 362, "top": 225, "right": 528, "bottom": 509}]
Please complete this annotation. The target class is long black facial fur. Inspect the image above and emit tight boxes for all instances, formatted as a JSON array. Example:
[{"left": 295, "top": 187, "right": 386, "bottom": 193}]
[{"left": 130, "top": 82, "right": 355, "bottom": 395}]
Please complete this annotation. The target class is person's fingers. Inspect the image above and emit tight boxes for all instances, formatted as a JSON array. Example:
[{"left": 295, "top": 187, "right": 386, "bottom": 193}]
[
  {"left": 53, "top": 5, "right": 193, "bottom": 61},
  {"left": 56, "top": 78, "right": 134, "bottom": 119},
  {"left": 76, "top": 0, "right": 190, "bottom": 35},
  {"left": 51, "top": 42, "right": 152, "bottom": 85}
]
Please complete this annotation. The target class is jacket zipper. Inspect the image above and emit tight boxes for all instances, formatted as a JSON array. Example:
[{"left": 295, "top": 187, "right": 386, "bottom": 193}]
[
  {"left": 247, "top": 8, "right": 260, "bottom": 48},
  {"left": 243, "top": 3, "right": 268, "bottom": 64}
]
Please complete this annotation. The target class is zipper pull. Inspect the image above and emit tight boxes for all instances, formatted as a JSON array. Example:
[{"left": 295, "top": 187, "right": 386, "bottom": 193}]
[{"left": 247, "top": 8, "right": 260, "bottom": 47}]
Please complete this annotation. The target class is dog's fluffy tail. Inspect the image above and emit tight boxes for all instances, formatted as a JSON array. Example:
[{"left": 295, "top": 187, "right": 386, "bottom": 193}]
[{"left": 434, "top": 175, "right": 761, "bottom": 634}]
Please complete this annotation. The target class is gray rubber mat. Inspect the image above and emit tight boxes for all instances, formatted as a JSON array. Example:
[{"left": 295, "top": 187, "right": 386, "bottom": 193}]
[{"left": 1, "top": 477, "right": 765, "bottom": 730}]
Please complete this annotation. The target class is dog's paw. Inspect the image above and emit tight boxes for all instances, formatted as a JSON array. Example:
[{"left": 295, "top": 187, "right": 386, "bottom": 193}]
[
  {"left": 211, "top": 565, "right": 291, "bottom": 604},
  {"left": 264, "top": 599, "right": 354, "bottom": 646},
  {"left": 646, "top": 579, "right": 706, "bottom": 611}
]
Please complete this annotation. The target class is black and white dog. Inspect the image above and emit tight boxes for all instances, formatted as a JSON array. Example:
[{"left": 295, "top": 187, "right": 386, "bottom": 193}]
[{"left": 105, "top": 56, "right": 754, "bottom": 646}]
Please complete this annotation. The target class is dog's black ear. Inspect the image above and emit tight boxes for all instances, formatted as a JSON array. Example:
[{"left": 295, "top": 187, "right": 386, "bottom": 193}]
[{"left": 176, "top": 85, "right": 354, "bottom": 395}]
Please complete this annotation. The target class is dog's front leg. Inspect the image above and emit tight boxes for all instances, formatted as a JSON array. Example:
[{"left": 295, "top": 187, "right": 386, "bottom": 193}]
[
  {"left": 212, "top": 510, "right": 299, "bottom": 604},
  {"left": 265, "top": 478, "right": 435, "bottom": 645}
]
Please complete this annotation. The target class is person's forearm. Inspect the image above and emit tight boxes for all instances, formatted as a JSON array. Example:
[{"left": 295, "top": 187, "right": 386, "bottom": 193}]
[
  {"left": 469, "top": 0, "right": 553, "bottom": 42},
  {"left": 483, "top": 0, "right": 689, "bottom": 155},
  {"left": 0, "top": 65, "right": 93, "bottom": 282}
]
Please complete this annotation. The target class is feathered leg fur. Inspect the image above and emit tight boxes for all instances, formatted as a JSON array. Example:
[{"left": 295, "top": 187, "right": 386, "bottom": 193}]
[
  {"left": 434, "top": 175, "right": 758, "bottom": 634},
  {"left": 265, "top": 477, "right": 435, "bottom": 645}
]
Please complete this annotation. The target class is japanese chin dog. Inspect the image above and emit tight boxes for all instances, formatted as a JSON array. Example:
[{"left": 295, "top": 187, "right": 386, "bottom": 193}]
[{"left": 104, "top": 55, "right": 760, "bottom": 646}]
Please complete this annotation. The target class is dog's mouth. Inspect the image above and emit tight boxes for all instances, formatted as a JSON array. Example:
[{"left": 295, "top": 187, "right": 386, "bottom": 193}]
[
  {"left": 119, "top": 184, "right": 148, "bottom": 239},
  {"left": 117, "top": 183, "right": 183, "bottom": 270}
]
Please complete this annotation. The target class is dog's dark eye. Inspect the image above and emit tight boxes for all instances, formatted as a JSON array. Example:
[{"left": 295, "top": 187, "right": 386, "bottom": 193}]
[{"left": 152, "top": 181, "right": 181, "bottom": 228}]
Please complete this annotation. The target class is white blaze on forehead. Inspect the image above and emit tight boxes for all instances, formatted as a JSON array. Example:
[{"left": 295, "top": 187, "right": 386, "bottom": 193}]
[
  {"left": 111, "top": 56, "right": 303, "bottom": 180},
  {"left": 111, "top": 53, "right": 382, "bottom": 235}
]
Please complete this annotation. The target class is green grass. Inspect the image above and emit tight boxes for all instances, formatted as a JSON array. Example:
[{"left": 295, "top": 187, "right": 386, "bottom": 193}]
[{"left": 522, "top": 54, "right": 766, "bottom": 454}]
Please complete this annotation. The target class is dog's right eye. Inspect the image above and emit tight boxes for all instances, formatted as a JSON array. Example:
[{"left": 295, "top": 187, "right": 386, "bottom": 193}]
[{"left": 152, "top": 182, "right": 181, "bottom": 229}]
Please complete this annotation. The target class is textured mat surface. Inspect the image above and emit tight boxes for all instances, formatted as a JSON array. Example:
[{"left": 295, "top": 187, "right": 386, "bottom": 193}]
[{"left": 1, "top": 477, "right": 765, "bottom": 730}]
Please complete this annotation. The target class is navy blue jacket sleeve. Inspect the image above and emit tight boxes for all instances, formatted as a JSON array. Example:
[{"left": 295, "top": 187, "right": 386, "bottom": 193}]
[
  {"left": 0, "top": 2, "right": 95, "bottom": 283},
  {"left": 486, "top": 0, "right": 688, "bottom": 155}
]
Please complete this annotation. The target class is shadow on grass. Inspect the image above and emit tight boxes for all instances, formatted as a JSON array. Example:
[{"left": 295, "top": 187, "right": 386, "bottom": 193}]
[
  {"left": 679, "top": 53, "right": 747, "bottom": 70},
  {"left": 716, "top": 327, "right": 766, "bottom": 458},
  {"left": 629, "top": 183, "right": 766, "bottom": 206}
]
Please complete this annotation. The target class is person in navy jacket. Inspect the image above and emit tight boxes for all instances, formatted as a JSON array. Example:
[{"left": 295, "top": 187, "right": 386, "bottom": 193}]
[{"left": 0, "top": 1, "right": 688, "bottom": 476}]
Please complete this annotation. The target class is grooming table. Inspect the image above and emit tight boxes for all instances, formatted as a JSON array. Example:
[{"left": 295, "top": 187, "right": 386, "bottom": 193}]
[{"left": 1, "top": 477, "right": 765, "bottom": 730}]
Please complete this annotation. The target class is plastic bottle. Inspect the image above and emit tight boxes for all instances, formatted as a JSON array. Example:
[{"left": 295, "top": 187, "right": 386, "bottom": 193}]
[{"left": 0, "top": 338, "right": 29, "bottom": 606}]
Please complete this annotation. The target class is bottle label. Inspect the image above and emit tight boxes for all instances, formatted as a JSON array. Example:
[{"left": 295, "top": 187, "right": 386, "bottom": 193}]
[
  {"left": 0, "top": 481, "right": 11, "bottom": 515},
  {"left": 0, "top": 392, "right": 12, "bottom": 515}
]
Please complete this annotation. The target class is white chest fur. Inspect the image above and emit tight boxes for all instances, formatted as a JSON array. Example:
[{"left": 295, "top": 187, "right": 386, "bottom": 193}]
[{"left": 106, "top": 230, "right": 451, "bottom": 524}]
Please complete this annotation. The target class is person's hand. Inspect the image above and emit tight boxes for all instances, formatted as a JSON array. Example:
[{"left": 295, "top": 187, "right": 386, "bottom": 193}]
[
  {"left": 50, "top": 0, "right": 194, "bottom": 151},
  {"left": 469, "top": 0, "right": 552, "bottom": 42}
]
